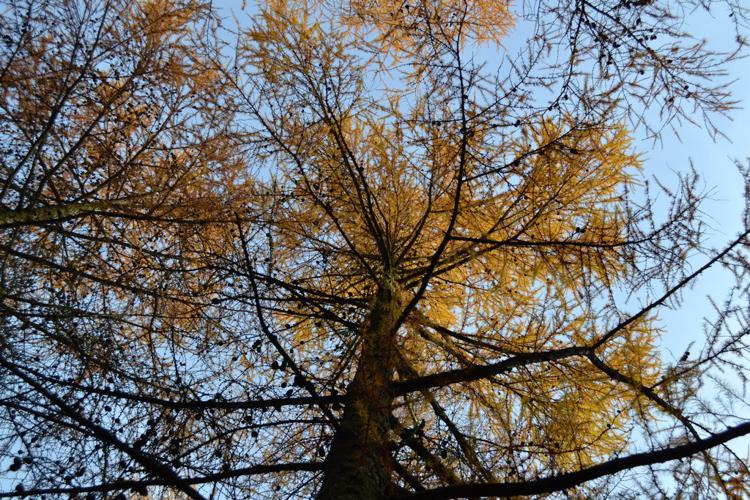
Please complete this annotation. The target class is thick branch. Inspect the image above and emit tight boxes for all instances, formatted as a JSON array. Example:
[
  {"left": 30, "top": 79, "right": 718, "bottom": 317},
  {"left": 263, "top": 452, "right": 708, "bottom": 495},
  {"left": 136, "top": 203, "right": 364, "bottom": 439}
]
[
  {"left": 0, "top": 462, "right": 323, "bottom": 498},
  {"left": 398, "top": 420, "right": 750, "bottom": 499},
  {"left": 394, "top": 346, "right": 588, "bottom": 395}
]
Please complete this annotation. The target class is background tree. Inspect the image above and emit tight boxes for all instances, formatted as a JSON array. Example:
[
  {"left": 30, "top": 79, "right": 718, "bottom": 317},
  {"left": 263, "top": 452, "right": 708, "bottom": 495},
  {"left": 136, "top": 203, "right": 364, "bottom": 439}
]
[{"left": 1, "top": 0, "right": 750, "bottom": 499}]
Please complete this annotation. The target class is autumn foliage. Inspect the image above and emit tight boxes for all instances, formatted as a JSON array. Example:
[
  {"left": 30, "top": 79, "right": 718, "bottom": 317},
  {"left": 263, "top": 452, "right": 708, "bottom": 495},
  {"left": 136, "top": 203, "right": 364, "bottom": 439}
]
[{"left": 1, "top": 0, "right": 750, "bottom": 498}]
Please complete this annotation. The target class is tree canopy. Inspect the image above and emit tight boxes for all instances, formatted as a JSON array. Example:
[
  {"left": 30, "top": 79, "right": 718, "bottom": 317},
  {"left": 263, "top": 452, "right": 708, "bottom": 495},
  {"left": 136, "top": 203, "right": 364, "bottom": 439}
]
[{"left": 1, "top": 0, "right": 750, "bottom": 498}]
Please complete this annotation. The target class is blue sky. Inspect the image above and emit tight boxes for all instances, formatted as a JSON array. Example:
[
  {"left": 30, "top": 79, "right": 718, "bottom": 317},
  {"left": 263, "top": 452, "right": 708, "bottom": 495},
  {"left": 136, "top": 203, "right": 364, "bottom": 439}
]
[
  {"left": 217, "top": 0, "right": 750, "bottom": 476},
  {"left": 213, "top": 0, "right": 750, "bottom": 402},
  {"left": 3, "top": 1, "right": 748, "bottom": 497},
  {"left": 626, "top": 6, "right": 749, "bottom": 361}
]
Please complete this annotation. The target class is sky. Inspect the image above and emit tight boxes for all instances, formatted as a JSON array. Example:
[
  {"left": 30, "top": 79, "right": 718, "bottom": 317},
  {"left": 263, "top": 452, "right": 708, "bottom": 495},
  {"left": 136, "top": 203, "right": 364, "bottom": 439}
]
[
  {"left": 211, "top": 0, "right": 750, "bottom": 448},
  {"left": 1, "top": 1, "right": 748, "bottom": 497},
  {"left": 0, "top": 1, "right": 747, "bottom": 496},
  {"left": 623, "top": 6, "right": 749, "bottom": 361},
  {"left": 627, "top": 5, "right": 750, "bottom": 456},
  {"left": 215, "top": 0, "right": 750, "bottom": 358}
]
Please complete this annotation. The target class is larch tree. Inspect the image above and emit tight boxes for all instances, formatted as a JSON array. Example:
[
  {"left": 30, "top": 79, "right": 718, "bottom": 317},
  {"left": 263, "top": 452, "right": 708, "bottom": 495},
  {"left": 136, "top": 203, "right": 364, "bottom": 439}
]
[{"left": 1, "top": 0, "right": 750, "bottom": 499}]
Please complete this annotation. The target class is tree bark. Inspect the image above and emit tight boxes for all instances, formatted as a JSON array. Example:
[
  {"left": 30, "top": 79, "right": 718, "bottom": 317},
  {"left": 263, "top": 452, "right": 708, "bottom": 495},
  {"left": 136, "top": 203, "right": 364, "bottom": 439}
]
[
  {"left": 0, "top": 198, "right": 133, "bottom": 228},
  {"left": 317, "top": 280, "right": 403, "bottom": 500}
]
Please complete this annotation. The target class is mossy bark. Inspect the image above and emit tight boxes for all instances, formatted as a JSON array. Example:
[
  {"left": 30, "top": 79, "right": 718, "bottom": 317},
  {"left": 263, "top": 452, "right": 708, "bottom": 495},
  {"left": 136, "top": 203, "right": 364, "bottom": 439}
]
[
  {"left": 0, "top": 198, "right": 132, "bottom": 227},
  {"left": 316, "top": 281, "right": 403, "bottom": 500}
]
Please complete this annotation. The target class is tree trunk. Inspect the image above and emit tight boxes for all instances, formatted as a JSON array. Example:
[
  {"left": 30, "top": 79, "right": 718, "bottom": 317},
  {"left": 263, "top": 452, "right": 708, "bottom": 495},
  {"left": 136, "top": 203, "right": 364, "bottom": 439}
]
[{"left": 317, "top": 281, "right": 403, "bottom": 500}]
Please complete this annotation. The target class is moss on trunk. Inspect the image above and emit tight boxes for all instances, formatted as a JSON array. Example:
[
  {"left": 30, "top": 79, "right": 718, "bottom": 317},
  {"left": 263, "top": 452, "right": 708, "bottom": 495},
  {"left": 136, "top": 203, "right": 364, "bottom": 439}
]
[{"left": 316, "top": 281, "right": 403, "bottom": 500}]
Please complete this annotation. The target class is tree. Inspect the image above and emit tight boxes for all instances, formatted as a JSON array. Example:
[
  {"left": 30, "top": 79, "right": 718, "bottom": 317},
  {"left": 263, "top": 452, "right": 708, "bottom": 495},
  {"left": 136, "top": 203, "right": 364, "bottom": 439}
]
[{"left": 1, "top": 0, "right": 750, "bottom": 498}]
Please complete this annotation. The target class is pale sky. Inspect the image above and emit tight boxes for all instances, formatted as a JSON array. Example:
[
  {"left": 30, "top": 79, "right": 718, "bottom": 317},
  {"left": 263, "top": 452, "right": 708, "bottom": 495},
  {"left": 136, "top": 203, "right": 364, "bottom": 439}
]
[{"left": 212, "top": 0, "right": 750, "bottom": 388}]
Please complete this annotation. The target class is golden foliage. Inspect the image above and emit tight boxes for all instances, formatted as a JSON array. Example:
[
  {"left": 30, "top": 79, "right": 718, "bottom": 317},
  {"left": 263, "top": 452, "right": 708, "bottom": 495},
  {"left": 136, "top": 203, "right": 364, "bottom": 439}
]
[{"left": 3, "top": 0, "right": 741, "bottom": 496}]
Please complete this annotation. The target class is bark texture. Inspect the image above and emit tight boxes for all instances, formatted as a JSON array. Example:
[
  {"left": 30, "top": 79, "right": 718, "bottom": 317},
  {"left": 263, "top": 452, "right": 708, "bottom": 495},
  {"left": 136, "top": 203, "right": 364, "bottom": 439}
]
[
  {"left": 0, "top": 199, "right": 133, "bottom": 228},
  {"left": 316, "top": 281, "right": 403, "bottom": 500}
]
